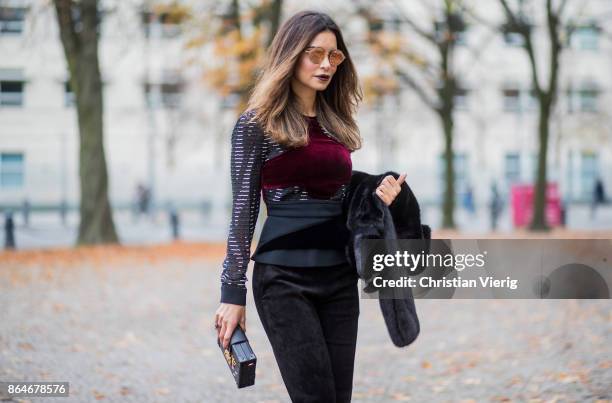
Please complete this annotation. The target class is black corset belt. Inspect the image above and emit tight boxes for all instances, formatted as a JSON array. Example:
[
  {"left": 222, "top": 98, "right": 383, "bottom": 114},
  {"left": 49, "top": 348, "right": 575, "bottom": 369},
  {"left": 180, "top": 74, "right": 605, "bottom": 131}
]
[{"left": 250, "top": 199, "right": 350, "bottom": 267}]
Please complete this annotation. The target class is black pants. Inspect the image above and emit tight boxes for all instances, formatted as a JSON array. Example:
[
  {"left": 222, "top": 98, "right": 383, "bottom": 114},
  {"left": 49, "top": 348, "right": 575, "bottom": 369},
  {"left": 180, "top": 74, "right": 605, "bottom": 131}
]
[{"left": 253, "top": 261, "right": 360, "bottom": 403}]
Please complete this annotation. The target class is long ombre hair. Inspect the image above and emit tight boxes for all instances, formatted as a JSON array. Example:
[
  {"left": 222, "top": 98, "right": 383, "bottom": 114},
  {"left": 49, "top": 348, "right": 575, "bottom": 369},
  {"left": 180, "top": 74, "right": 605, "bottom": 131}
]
[{"left": 247, "top": 11, "right": 362, "bottom": 151}]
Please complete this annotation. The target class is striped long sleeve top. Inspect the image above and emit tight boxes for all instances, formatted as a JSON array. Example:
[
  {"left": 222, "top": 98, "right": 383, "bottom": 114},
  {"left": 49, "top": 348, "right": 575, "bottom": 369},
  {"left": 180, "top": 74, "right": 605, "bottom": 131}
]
[{"left": 220, "top": 109, "right": 353, "bottom": 305}]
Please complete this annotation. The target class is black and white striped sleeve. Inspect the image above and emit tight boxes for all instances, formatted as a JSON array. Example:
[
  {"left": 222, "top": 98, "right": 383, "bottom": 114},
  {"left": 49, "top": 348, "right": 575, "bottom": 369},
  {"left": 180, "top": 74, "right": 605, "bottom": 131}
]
[{"left": 220, "top": 111, "right": 265, "bottom": 305}]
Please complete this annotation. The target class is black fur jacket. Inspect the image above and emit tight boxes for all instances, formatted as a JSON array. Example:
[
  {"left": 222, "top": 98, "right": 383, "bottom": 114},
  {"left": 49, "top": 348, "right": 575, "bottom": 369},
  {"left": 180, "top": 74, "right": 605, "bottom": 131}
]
[{"left": 342, "top": 170, "right": 431, "bottom": 348}]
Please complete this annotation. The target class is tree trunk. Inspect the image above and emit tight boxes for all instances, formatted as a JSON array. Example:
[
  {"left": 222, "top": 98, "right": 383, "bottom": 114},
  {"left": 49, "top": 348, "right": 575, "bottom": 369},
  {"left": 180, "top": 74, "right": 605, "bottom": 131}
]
[
  {"left": 54, "top": 0, "right": 119, "bottom": 245},
  {"left": 530, "top": 1, "right": 561, "bottom": 231},
  {"left": 530, "top": 99, "right": 551, "bottom": 231},
  {"left": 441, "top": 111, "right": 456, "bottom": 229},
  {"left": 267, "top": 0, "right": 283, "bottom": 46}
]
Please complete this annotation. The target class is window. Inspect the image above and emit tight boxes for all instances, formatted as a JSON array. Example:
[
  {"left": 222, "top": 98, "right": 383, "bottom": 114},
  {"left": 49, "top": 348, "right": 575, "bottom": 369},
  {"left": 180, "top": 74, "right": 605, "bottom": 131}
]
[
  {"left": 504, "top": 153, "right": 521, "bottom": 184},
  {"left": 572, "top": 25, "right": 599, "bottom": 51},
  {"left": 65, "top": 81, "right": 75, "bottom": 107},
  {"left": 384, "top": 16, "right": 402, "bottom": 33},
  {"left": 528, "top": 152, "right": 538, "bottom": 182},
  {"left": 367, "top": 17, "right": 384, "bottom": 33},
  {"left": 0, "top": 80, "right": 24, "bottom": 106},
  {"left": 141, "top": 3, "right": 189, "bottom": 39},
  {"left": 502, "top": 85, "right": 538, "bottom": 113},
  {"left": 455, "top": 31, "right": 467, "bottom": 46},
  {"left": 454, "top": 153, "right": 468, "bottom": 192},
  {"left": 439, "top": 152, "right": 469, "bottom": 197},
  {"left": 503, "top": 31, "right": 524, "bottom": 47},
  {"left": 0, "top": 153, "right": 24, "bottom": 188},
  {"left": 68, "top": 4, "right": 104, "bottom": 35},
  {"left": 220, "top": 93, "right": 240, "bottom": 110},
  {"left": 501, "top": 19, "right": 531, "bottom": 47},
  {"left": 434, "top": 14, "right": 467, "bottom": 46},
  {"left": 435, "top": 83, "right": 469, "bottom": 110},
  {"left": 0, "top": 6, "right": 25, "bottom": 35},
  {"left": 566, "top": 86, "right": 574, "bottom": 113},
  {"left": 159, "top": 82, "right": 181, "bottom": 107},
  {"left": 502, "top": 87, "right": 520, "bottom": 112},
  {"left": 580, "top": 152, "right": 598, "bottom": 200},
  {"left": 579, "top": 87, "right": 599, "bottom": 113},
  {"left": 525, "top": 88, "right": 538, "bottom": 111},
  {"left": 454, "top": 87, "right": 469, "bottom": 110},
  {"left": 144, "top": 80, "right": 183, "bottom": 109},
  {"left": 567, "top": 83, "right": 600, "bottom": 113}
]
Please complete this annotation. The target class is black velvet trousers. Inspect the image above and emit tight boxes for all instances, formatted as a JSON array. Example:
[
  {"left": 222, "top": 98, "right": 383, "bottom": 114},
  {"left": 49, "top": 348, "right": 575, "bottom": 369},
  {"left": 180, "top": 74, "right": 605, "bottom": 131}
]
[{"left": 252, "top": 260, "right": 360, "bottom": 403}]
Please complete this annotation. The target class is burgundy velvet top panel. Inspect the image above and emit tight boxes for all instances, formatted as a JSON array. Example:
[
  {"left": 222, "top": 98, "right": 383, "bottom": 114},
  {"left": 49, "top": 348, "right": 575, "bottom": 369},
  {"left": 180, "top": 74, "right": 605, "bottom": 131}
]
[{"left": 261, "top": 116, "right": 352, "bottom": 199}]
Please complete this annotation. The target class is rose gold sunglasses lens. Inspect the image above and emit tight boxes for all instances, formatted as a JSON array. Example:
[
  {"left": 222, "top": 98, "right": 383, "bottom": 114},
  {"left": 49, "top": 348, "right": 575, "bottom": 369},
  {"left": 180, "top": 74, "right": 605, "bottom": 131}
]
[
  {"left": 307, "top": 48, "right": 326, "bottom": 64},
  {"left": 329, "top": 51, "right": 345, "bottom": 66}
]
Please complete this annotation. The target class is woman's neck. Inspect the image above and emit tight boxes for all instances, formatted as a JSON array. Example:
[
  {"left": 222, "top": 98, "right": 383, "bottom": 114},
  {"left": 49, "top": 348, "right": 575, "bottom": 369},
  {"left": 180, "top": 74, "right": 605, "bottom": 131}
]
[{"left": 291, "top": 79, "right": 316, "bottom": 116}]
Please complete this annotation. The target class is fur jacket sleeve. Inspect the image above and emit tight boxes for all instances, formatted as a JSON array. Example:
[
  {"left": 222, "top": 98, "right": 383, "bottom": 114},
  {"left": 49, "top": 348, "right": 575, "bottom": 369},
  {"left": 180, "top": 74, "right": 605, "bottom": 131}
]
[{"left": 342, "top": 170, "right": 431, "bottom": 348}]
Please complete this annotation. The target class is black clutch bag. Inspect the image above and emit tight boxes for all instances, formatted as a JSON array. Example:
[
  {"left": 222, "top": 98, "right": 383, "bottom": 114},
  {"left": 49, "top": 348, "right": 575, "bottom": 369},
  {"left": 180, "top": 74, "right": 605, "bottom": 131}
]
[{"left": 217, "top": 326, "right": 257, "bottom": 388}]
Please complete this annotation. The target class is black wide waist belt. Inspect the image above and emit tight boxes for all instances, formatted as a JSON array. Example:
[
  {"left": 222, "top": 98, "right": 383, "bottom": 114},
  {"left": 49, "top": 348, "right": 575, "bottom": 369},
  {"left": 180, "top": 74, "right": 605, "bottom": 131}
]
[
  {"left": 266, "top": 199, "right": 343, "bottom": 217},
  {"left": 251, "top": 199, "right": 349, "bottom": 267}
]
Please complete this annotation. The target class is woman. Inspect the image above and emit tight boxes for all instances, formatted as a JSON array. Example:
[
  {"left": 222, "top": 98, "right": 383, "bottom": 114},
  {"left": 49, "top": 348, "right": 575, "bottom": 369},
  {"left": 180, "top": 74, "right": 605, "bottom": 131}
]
[{"left": 214, "top": 10, "right": 406, "bottom": 402}]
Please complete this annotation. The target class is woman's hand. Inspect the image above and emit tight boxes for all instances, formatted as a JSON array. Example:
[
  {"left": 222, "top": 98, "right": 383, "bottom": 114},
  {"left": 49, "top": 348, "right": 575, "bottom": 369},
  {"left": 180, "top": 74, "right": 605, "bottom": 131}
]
[
  {"left": 215, "top": 303, "right": 246, "bottom": 350},
  {"left": 375, "top": 173, "right": 407, "bottom": 206}
]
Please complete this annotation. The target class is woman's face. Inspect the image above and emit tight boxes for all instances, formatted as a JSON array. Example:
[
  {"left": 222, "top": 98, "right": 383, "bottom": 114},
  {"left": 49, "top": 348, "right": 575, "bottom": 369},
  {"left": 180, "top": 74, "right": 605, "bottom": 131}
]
[{"left": 292, "top": 30, "right": 339, "bottom": 93}]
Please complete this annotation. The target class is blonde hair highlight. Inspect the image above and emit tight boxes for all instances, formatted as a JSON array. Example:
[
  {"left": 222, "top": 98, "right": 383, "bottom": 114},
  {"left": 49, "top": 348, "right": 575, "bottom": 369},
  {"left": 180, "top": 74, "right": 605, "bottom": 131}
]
[{"left": 247, "top": 10, "right": 362, "bottom": 151}]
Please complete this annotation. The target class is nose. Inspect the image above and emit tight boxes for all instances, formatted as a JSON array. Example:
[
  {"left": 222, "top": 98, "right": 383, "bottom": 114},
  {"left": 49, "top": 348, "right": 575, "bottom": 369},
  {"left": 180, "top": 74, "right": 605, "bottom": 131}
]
[{"left": 320, "top": 54, "right": 332, "bottom": 70}]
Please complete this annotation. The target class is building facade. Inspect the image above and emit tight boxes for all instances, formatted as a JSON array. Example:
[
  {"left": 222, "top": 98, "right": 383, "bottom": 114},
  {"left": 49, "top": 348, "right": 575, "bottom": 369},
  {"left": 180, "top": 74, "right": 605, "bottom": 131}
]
[{"left": 1, "top": 0, "right": 610, "bottom": 230}]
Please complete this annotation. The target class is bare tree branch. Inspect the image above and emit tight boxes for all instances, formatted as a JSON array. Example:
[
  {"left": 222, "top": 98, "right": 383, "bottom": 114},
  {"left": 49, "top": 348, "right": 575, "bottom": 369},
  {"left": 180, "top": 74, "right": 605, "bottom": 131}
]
[
  {"left": 499, "top": 0, "right": 542, "bottom": 95},
  {"left": 394, "top": 68, "right": 440, "bottom": 113},
  {"left": 523, "top": 29, "right": 542, "bottom": 96},
  {"left": 499, "top": 0, "right": 518, "bottom": 26},
  {"left": 457, "top": 29, "right": 498, "bottom": 77},
  {"left": 53, "top": 0, "right": 80, "bottom": 69},
  {"left": 462, "top": 3, "right": 499, "bottom": 31},
  {"left": 546, "top": 0, "right": 561, "bottom": 96},
  {"left": 558, "top": 0, "right": 570, "bottom": 16},
  {"left": 389, "top": 0, "right": 437, "bottom": 43}
]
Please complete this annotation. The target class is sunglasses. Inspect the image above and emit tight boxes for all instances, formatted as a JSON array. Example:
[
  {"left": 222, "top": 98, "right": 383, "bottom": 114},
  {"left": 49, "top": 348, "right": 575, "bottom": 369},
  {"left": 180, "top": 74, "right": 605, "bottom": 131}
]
[{"left": 304, "top": 46, "right": 346, "bottom": 67}]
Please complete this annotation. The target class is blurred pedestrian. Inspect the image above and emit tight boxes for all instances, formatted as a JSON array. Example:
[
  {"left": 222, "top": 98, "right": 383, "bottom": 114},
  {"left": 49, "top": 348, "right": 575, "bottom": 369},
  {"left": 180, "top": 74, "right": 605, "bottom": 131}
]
[
  {"left": 462, "top": 183, "right": 475, "bottom": 215},
  {"left": 201, "top": 199, "right": 212, "bottom": 222},
  {"left": 4, "top": 210, "right": 15, "bottom": 250},
  {"left": 560, "top": 197, "right": 567, "bottom": 227},
  {"left": 59, "top": 200, "right": 68, "bottom": 226},
  {"left": 167, "top": 201, "right": 180, "bottom": 240},
  {"left": 591, "top": 177, "right": 605, "bottom": 219},
  {"left": 489, "top": 182, "right": 502, "bottom": 231},
  {"left": 22, "top": 198, "right": 30, "bottom": 227},
  {"left": 133, "top": 183, "right": 152, "bottom": 221}
]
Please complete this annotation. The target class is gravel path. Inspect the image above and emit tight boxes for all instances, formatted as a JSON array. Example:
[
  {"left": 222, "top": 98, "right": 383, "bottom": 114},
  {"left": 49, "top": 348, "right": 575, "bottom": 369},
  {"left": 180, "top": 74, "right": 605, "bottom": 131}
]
[{"left": 0, "top": 255, "right": 610, "bottom": 402}]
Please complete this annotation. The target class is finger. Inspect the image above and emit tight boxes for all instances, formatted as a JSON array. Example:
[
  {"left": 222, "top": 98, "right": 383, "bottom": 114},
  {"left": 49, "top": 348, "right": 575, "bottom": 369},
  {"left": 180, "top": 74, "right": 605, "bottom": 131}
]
[
  {"left": 382, "top": 185, "right": 399, "bottom": 203},
  {"left": 392, "top": 181, "right": 401, "bottom": 193},
  {"left": 397, "top": 173, "right": 407, "bottom": 186},
  {"left": 378, "top": 185, "right": 392, "bottom": 196},
  {"left": 218, "top": 321, "right": 227, "bottom": 347},
  {"left": 223, "top": 323, "right": 236, "bottom": 350},
  {"left": 387, "top": 176, "right": 402, "bottom": 190},
  {"left": 376, "top": 188, "right": 391, "bottom": 206},
  {"left": 381, "top": 178, "right": 395, "bottom": 191}
]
